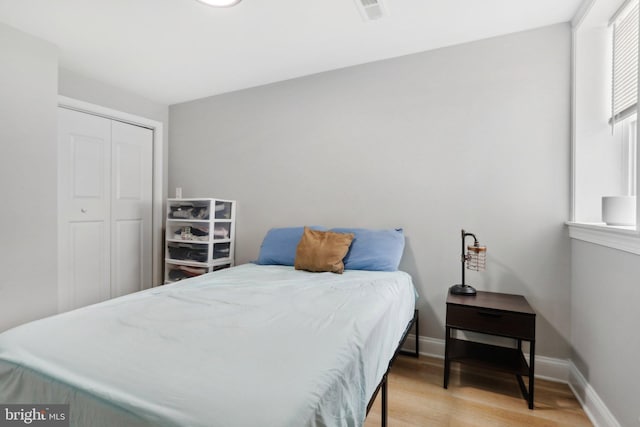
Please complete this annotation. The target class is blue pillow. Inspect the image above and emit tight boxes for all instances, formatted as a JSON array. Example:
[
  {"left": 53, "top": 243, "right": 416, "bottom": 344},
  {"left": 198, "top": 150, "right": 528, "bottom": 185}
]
[
  {"left": 255, "top": 226, "right": 327, "bottom": 266},
  {"left": 329, "top": 228, "right": 405, "bottom": 271}
]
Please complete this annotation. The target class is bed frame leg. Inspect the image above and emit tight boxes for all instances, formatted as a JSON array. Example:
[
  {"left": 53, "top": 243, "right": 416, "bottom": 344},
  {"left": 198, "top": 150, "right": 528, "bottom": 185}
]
[
  {"left": 399, "top": 309, "right": 420, "bottom": 358},
  {"left": 381, "top": 375, "right": 387, "bottom": 427},
  {"left": 366, "top": 311, "right": 415, "bottom": 425}
]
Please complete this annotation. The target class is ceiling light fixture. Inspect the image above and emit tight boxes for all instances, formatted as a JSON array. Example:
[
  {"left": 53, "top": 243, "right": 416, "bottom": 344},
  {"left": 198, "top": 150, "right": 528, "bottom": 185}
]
[
  {"left": 353, "top": 0, "right": 386, "bottom": 21},
  {"left": 196, "top": 0, "right": 242, "bottom": 7}
]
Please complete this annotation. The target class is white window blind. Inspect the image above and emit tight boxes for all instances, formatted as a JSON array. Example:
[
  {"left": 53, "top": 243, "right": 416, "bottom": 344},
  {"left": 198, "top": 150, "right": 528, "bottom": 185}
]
[{"left": 612, "top": 0, "right": 639, "bottom": 123}]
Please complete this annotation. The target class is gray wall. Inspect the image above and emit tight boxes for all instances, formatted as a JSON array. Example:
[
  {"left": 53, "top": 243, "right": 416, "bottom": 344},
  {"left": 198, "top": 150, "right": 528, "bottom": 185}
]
[
  {"left": 571, "top": 241, "right": 640, "bottom": 427},
  {"left": 169, "top": 23, "right": 572, "bottom": 358},
  {"left": 0, "top": 23, "right": 59, "bottom": 331},
  {"left": 59, "top": 68, "right": 169, "bottom": 134}
]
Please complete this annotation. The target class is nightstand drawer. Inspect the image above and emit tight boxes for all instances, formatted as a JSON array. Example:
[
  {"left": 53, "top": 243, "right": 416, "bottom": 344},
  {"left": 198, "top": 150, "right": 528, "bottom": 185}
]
[{"left": 447, "top": 304, "right": 535, "bottom": 339}]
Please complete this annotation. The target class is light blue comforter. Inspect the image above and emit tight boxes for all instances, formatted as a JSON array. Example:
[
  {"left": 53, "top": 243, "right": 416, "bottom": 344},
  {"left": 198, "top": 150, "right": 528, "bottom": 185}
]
[{"left": 0, "top": 264, "right": 416, "bottom": 427}]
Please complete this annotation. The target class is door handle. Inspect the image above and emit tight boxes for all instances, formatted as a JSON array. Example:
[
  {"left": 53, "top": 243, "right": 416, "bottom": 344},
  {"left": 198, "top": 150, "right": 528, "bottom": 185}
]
[{"left": 81, "top": 208, "right": 87, "bottom": 213}]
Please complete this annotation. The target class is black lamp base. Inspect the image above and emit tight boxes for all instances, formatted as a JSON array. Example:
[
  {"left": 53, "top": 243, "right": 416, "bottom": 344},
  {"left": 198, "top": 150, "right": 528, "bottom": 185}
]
[{"left": 449, "top": 284, "right": 477, "bottom": 296}]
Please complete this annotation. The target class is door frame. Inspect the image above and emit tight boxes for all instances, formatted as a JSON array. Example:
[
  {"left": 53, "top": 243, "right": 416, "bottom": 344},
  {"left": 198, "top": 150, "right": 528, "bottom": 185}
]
[{"left": 58, "top": 96, "right": 165, "bottom": 292}]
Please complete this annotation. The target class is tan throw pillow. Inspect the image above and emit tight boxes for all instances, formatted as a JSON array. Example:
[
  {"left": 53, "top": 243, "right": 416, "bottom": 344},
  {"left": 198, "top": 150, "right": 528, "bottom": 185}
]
[{"left": 294, "top": 227, "right": 355, "bottom": 274}]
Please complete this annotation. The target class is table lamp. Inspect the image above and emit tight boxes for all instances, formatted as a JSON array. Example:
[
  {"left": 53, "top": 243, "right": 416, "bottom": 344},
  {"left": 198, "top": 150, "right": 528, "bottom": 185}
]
[{"left": 449, "top": 229, "right": 486, "bottom": 296}]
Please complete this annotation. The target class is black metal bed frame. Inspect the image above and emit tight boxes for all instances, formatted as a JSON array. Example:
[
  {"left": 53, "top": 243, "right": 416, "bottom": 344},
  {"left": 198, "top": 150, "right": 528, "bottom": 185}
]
[{"left": 365, "top": 309, "right": 419, "bottom": 427}]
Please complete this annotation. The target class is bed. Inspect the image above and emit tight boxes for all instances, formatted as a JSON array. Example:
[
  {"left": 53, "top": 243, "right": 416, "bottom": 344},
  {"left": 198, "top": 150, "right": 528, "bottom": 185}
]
[{"left": 0, "top": 263, "right": 417, "bottom": 427}]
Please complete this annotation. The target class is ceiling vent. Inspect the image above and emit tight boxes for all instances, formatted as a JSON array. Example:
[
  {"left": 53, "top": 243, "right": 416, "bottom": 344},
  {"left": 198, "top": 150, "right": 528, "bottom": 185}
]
[{"left": 354, "top": 0, "right": 386, "bottom": 21}]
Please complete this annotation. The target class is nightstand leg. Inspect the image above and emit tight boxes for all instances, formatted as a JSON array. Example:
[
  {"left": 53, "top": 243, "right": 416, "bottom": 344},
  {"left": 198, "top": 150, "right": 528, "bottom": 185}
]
[
  {"left": 529, "top": 340, "right": 535, "bottom": 409},
  {"left": 443, "top": 326, "right": 451, "bottom": 388},
  {"left": 415, "top": 309, "right": 420, "bottom": 358}
]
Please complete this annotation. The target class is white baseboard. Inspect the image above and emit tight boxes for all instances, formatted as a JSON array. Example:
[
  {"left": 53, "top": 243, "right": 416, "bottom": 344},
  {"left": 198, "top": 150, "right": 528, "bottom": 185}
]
[
  {"left": 568, "top": 362, "right": 621, "bottom": 427},
  {"left": 401, "top": 335, "right": 621, "bottom": 427},
  {"left": 402, "top": 334, "right": 444, "bottom": 360},
  {"left": 402, "top": 334, "right": 569, "bottom": 383}
]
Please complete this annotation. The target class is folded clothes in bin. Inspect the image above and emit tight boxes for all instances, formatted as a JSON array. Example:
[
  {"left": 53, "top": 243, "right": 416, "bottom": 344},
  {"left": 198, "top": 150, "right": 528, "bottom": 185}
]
[
  {"left": 213, "top": 226, "right": 229, "bottom": 239},
  {"left": 169, "top": 206, "right": 193, "bottom": 219},
  {"left": 214, "top": 203, "right": 231, "bottom": 219},
  {"left": 213, "top": 245, "right": 230, "bottom": 259},
  {"left": 168, "top": 265, "right": 207, "bottom": 281},
  {"left": 169, "top": 204, "right": 210, "bottom": 220},
  {"left": 174, "top": 226, "right": 209, "bottom": 241},
  {"left": 168, "top": 269, "right": 190, "bottom": 281},
  {"left": 168, "top": 244, "right": 208, "bottom": 262}
]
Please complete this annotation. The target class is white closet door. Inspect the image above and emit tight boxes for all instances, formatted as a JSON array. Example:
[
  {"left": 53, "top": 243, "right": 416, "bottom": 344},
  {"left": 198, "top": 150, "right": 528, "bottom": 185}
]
[
  {"left": 58, "top": 108, "right": 153, "bottom": 311},
  {"left": 58, "top": 108, "right": 112, "bottom": 311},
  {"left": 110, "top": 121, "right": 153, "bottom": 298}
]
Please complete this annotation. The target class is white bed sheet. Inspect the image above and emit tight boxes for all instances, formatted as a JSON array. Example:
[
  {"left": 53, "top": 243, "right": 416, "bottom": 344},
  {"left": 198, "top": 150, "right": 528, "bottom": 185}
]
[{"left": 0, "top": 264, "right": 416, "bottom": 427}]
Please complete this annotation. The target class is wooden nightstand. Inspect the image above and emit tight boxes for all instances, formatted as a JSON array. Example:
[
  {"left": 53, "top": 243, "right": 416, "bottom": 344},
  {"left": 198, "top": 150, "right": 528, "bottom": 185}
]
[{"left": 444, "top": 291, "right": 536, "bottom": 409}]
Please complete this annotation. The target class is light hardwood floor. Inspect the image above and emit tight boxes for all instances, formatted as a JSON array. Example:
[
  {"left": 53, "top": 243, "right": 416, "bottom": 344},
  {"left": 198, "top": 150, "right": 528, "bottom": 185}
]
[{"left": 364, "top": 356, "right": 592, "bottom": 427}]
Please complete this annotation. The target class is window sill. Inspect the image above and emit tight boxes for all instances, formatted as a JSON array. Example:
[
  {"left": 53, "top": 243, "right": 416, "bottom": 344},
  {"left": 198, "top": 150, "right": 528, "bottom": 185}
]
[{"left": 566, "top": 222, "right": 640, "bottom": 255}]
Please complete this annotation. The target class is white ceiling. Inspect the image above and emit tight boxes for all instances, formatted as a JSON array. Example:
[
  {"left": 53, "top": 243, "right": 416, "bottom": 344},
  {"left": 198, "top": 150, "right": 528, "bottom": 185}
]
[{"left": 0, "top": 0, "right": 582, "bottom": 105}]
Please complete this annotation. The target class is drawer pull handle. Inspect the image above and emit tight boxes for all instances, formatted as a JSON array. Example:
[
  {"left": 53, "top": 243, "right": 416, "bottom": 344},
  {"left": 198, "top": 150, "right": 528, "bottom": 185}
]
[{"left": 477, "top": 311, "right": 502, "bottom": 318}]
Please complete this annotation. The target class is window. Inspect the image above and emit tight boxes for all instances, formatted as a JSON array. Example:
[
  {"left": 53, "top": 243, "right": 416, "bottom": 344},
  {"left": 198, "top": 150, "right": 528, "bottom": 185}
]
[
  {"left": 611, "top": 0, "right": 638, "bottom": 125},
  {"left": 612, "top": 0, "right": 638, "bottom": 199},
  {"left": 570, "top": 0, "right": 640, "bottom": 254}
]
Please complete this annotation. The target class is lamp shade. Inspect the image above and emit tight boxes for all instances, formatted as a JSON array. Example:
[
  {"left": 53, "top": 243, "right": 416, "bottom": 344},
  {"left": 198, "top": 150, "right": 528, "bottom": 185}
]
[{"left": 466, "top": 244, "right": 486, "bottom": 271}]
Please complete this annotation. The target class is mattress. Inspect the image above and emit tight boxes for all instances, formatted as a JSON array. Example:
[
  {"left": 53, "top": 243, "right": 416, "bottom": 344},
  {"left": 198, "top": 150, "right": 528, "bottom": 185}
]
[{"left": 0, "top": 264, "right": 416, "bottom": 427}]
